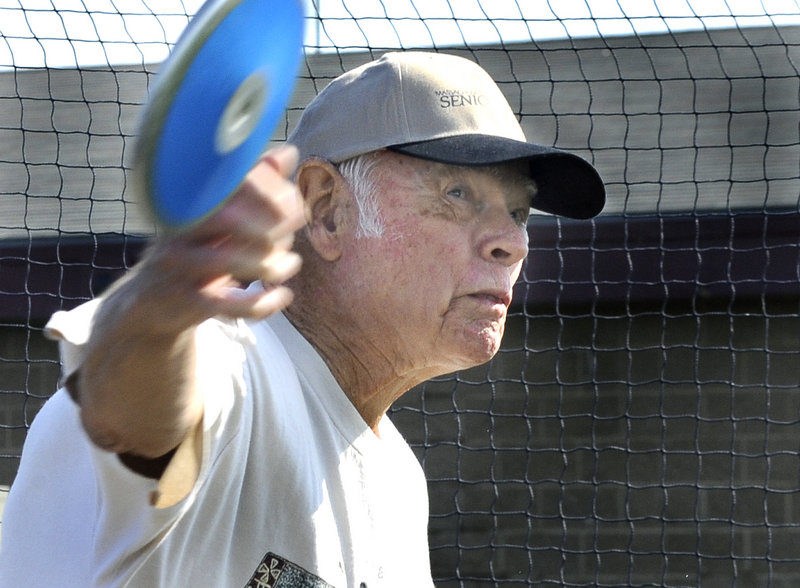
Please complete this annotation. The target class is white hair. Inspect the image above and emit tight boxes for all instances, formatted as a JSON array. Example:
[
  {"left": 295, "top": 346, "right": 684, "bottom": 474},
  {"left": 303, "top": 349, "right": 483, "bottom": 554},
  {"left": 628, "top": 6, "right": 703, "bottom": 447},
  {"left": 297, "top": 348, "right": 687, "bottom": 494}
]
[
  {"left": 335, "top": 152, "right": 537, "bottom": 238},
  {"left": 336, "top": 152, "right": 385, "bottom": 239}
]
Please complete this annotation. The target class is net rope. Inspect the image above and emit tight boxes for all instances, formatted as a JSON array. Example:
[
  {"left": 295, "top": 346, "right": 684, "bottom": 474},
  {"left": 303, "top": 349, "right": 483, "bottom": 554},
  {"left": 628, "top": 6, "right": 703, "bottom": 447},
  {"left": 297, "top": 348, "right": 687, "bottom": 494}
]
[{"left": 1, "top": 1, "right": 799, "bottom": 585}]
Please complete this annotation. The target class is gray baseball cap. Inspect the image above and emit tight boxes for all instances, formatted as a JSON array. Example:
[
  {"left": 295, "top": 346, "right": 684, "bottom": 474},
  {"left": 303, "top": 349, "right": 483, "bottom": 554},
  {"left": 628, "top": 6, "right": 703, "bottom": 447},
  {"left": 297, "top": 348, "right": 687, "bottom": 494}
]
[{"left": 288, "top": 51, "right": 605, "bottom": 219}]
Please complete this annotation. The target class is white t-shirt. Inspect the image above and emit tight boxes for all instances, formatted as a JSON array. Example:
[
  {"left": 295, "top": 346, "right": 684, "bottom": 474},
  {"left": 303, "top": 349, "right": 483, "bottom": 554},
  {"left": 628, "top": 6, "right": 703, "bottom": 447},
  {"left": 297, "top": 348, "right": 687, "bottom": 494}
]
[{"left": 0, "top": 304, "right": 433, "bottom": 587}]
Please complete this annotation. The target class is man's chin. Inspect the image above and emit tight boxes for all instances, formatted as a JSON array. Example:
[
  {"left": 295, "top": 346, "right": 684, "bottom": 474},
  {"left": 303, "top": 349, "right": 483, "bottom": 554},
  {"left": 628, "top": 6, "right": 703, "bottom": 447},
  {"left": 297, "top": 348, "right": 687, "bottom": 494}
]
[{"left": 453, "top": 325, "right": 505, "bottom": 367}]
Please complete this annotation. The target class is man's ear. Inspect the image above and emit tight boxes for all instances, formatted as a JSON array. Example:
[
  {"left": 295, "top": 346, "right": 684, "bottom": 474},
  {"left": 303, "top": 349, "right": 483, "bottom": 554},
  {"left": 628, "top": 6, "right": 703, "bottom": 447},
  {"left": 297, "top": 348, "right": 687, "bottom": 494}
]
[{"left": 295, "top": 158, "right": 348, "bottom": 262}]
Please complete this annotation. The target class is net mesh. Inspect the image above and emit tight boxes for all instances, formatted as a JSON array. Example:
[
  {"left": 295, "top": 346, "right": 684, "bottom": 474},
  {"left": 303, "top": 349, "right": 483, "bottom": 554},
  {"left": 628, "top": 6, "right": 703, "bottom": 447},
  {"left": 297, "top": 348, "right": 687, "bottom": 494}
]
[{"left": 2, "top": 1, "right": 800, "bottom": 586}]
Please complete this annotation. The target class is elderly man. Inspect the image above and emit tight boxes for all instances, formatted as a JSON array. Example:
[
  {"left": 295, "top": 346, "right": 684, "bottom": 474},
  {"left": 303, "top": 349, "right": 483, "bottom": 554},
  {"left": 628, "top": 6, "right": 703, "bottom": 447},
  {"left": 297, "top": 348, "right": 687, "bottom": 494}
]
[{"left": 0, "top": 52, "right": 604, "bottom": 587}]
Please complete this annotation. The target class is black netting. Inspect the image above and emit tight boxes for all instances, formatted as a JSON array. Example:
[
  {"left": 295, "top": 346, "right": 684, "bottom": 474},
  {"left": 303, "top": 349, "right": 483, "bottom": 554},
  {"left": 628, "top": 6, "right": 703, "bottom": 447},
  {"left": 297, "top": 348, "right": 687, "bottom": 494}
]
[{"left": 1, "top": 1, "right": 799, "bottom": 585}]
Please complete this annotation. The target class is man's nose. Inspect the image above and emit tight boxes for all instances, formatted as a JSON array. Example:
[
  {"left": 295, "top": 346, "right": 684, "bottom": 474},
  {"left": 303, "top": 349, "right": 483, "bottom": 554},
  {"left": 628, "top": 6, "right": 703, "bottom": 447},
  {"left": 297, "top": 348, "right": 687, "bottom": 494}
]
[{"left": 478, "top": 206, "right": 529, "bottom": 267}]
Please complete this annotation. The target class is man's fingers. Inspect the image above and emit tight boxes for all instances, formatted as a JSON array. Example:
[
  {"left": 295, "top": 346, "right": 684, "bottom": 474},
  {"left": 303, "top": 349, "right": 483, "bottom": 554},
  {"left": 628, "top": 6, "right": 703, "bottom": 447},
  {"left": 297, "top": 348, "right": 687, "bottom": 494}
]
[
  {"left": 209, "top": 284, "right": 296, "bottom": 320},
  {"left": 131, "top": 145, "right": 307, "bottom": 323},
  {"left": 260, "top": 251, "right": 303, "bottom": 287},
  {"left": 260, "top": 144, "right": 299, "bottom": 177},
  {"left": 187, "top": 180, "right": 302, "bottom": 244}
]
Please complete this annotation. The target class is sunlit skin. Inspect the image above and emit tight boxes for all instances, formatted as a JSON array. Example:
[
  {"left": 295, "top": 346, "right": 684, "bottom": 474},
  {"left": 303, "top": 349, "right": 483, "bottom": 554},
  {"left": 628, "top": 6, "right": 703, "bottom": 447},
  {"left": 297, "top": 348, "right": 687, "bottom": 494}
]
[
  {"left": 73, "top": 146, "right": 533, "bottom": 478},
  {"left": 76, "top": 148, "right": 305, "bottom": 459},
  {"left": 287, "top": 151, "right": 533, "bottom": 432}
]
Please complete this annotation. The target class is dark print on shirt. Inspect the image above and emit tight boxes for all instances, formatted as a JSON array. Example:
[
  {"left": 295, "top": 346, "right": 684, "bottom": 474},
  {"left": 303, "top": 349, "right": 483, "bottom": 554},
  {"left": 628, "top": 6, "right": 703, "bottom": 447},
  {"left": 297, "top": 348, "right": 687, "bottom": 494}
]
[{"left": 244, "top": 552, "right": 336, "bottom": 588}]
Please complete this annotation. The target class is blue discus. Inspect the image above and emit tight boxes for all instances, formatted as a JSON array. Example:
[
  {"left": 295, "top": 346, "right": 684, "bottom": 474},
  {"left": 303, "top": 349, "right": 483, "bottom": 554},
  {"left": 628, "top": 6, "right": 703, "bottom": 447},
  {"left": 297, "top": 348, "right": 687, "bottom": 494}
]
[{"left": 133, "top": 0, "right": 305, "bottom": 229}]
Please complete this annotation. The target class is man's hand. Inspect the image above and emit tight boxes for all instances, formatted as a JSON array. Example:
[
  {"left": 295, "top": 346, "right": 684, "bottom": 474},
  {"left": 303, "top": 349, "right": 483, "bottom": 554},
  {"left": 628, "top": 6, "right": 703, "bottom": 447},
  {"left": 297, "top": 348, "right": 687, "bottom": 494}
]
[
  {"left": 77, "top": 145, "right": 305, "bottom": 460},
  {"left": 128, "top": 145, "right": 305, "bottom": 332}
]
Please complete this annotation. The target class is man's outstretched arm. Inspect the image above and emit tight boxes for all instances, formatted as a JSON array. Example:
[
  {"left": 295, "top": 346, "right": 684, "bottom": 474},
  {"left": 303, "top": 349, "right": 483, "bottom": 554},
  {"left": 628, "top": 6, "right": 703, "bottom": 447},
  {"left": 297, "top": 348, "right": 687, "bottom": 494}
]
[{"left": 72, "top": 146, "right": 305, "bottom": 477}]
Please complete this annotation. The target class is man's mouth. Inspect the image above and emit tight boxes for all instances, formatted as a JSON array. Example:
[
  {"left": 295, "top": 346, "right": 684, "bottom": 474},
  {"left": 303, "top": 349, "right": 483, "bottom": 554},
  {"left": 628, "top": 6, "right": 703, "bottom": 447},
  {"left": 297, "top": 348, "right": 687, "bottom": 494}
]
[{"left": 468, "top": 289, "right": 512, "bottom": 309}]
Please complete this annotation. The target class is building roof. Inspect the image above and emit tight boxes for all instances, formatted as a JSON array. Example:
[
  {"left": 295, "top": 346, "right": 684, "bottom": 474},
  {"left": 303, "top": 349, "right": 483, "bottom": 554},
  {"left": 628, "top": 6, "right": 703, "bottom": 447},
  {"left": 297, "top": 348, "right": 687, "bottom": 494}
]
[{"left": 1, "top": 25, "right": 798, "bottom": 239}]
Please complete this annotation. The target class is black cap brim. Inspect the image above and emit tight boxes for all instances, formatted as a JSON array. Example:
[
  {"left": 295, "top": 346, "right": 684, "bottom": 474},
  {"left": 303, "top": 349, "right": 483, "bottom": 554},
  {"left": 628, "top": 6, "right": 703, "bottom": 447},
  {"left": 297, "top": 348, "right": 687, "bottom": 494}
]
[{"left": 389, "top": 134, "right": 605, "bottom": 220}]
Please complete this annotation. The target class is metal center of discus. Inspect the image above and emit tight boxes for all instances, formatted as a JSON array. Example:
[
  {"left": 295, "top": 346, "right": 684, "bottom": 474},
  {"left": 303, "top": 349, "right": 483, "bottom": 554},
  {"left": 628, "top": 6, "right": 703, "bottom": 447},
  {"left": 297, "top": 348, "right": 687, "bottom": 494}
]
[{"left": 215, "top": 71, "right": 268, "bottom": 155}]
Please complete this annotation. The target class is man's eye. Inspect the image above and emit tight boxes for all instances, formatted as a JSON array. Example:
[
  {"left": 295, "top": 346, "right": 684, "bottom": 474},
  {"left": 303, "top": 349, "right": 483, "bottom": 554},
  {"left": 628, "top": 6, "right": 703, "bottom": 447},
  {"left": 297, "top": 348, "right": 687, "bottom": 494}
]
[{"left": 447, "top": 188, "right": 466, "bottom": 199}]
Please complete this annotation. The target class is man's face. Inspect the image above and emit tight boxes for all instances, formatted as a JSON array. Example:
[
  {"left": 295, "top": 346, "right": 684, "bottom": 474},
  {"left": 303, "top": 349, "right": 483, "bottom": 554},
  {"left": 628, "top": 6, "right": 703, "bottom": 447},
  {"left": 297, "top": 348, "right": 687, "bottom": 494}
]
[{"left": 334, "top": 151, "right": 532, "bottom": 377}]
